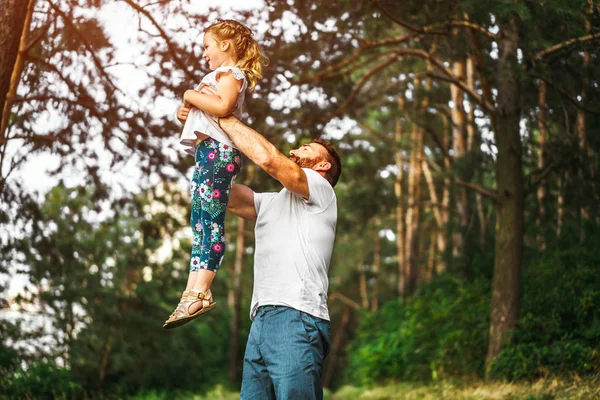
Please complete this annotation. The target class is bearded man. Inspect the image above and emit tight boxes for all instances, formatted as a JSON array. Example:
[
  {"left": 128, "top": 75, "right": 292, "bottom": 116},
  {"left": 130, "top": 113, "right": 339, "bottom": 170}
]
[{"left": 177, "top": 97, "right": 341, "bottom": 399}]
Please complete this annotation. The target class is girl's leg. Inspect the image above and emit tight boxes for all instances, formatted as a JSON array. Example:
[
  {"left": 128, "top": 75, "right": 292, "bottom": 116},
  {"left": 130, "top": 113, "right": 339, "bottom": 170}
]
[
  {"left": 187, "top": 154, "right": 205, "bottom": 288},
  {"left": 189, "top": 138, "right": 242, "bottom": 314},
  {"left": 186, "top": 138, "right": 236, "bottom": 290},
  {"left": 163, "top": 146, "right": 208, "bottom": 326}
]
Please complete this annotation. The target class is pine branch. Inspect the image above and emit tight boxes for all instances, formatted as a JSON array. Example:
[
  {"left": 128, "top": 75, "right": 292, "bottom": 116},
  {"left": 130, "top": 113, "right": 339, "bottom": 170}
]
[
  {"left": 424, "top": 157, "right": 496, "bottom": 201},
  {"left": 120, "top": 0, "right": 196, "bottom": 82},
  {"left": 530, "top": 73, "right": 600, "bottom": 116},
  {"left": 430, "top": 21, "right": 497, "bottom": 39},
  {"left": 47, "top": 1, "right": 121, "bottom": 96},
  {"left": 328, "top": 291, "right": 360, "bottom": 310},
  {"left": 526, "top": 159, "right": 561, "bottom": 193},
  {"left": 370, "top": 0, "right": 425, "bottom": 33},
  {"left": 391, "top": 48, "right": 494, "bottom": 112},
  {"left": 455, "top": 179, "right": 496, "bottom": 201},
  {"left": 370, "top": 0, "right": 496, "bottom": 38},
  {"left": 330, "top": 55, "right": 401, "bottom": 118},
  {"left": 12, "top": 95, "right": 105, "bottom": 121},
  {"left": 533, "top": 32, "right": 600, "bottom": 61},
  {"left": 356, "top": 120, "right": 394, "bottom": 143}
]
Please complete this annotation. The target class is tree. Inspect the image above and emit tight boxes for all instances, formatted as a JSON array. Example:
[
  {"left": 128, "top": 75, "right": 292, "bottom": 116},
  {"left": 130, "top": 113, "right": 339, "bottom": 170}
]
[
  {"left": 0, "top": 0, "right": 31, "bottom": 125},
  {"left": 258, "top": 0, "right": 600, "bottom": 372}
]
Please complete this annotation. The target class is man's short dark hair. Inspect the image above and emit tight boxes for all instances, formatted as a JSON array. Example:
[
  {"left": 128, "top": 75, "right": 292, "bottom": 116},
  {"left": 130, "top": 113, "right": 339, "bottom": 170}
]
[{"left": 312, "top": 138, "right": 342, "bottom": 187}]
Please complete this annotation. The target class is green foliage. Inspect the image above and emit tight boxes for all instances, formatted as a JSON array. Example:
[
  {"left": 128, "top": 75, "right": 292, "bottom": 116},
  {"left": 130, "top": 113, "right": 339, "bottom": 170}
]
[
  {"left": 3, "top": 182, "right": 241, "bottom": 396},
  {"left": 488, "top": 233, "right": 600, "bottom": 380},
  {"left": 348, "top": 230, "right": 600, "bottom": 384},
  {"left": 2, "top": 361, "right": 84, "bottom": 399},
  {"left": 347, "top": 275, "right": 491, "bottom": 383}
]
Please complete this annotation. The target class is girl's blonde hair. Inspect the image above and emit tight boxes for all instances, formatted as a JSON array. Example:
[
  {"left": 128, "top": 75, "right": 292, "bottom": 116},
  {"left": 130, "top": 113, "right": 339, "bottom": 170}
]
[{"left": 205, "top": 19, "right": 268, "bottom": 91}]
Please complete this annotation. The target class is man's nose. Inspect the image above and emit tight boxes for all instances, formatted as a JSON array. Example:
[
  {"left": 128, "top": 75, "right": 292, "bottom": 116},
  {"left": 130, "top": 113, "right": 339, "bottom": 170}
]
[{"left": 289, "top": 149, "right": 296, "bottom": 157}]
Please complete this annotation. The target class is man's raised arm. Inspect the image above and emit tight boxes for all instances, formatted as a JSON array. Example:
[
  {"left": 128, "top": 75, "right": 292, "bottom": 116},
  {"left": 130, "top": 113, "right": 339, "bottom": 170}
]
[{"left": 217, "top": 116, "right": 310, "bottom": 199}]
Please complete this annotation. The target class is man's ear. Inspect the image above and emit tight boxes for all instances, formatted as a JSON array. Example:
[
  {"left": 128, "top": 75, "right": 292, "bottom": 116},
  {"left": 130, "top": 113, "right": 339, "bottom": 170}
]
[{"left": 315, "top": 161, "right": 331, "bottom": 172}]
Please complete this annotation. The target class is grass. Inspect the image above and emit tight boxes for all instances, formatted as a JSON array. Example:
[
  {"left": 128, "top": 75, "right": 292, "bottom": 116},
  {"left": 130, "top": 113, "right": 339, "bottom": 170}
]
[
  {"left": 129, "top": 376, "right": 600, "bottom": 400},
  {"left": 327, "top": 375, "right": 600, "bottom": 400}
]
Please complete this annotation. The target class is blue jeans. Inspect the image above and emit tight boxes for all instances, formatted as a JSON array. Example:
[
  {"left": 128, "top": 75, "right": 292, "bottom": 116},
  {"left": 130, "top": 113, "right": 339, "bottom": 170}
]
[{"left": 240, "top": 306, "right": 331, "bottom": 400}]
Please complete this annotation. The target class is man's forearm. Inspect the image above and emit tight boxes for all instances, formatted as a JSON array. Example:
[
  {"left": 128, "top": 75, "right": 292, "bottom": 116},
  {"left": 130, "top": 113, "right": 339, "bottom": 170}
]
[
  {"left": 219, "top": 116, "right": 310, "bottom": 199},
  {"left": 219, "top": 116, "right": 283, "bottom": 174}
]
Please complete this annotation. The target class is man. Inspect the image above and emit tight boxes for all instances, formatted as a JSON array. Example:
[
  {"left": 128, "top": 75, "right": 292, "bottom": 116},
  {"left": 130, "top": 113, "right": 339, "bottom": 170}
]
[
  {"left": 178, "top": 100, "right": 341, "bottom": 399},
  {"left": 224, "top": 116, "right": 341, "bottom": 400}
]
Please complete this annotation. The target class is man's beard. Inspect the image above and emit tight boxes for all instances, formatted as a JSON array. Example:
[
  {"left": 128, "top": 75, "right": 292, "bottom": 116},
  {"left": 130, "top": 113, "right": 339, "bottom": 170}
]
[{"left": 290, "top": 155, "right": 319, "bottom": 169}]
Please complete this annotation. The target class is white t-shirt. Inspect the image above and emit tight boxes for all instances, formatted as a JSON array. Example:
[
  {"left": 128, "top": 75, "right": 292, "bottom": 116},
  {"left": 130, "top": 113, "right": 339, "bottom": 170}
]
[
  {"left": 250, "top": 168, "right": 337, "bottom": 321},
  {"left": 179, "top": 66, "right": 247, "bottom": 156}
]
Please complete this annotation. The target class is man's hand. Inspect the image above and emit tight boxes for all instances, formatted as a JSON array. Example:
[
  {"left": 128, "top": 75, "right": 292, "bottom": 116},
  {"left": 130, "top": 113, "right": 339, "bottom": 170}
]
[{"left": 177, "top": 103, "right": 191, "bottom": 125}]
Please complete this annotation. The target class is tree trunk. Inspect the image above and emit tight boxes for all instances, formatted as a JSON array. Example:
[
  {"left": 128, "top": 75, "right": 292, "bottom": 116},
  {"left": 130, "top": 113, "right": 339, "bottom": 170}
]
[
  {"left": 466, "top": 57, "right": 478, "bottom": 155},
  {"left": 323, "top": 307, "right": 351, "bottom": 388},
  {"left": 404, "top": 120, "right": 420, "bottom": 296},
  {"left": 359, "top": 260, "right": 369, "bottom": 309},
  {"left": 536, "top": 80, "right": 548, "bottom": 249},
  {"left": 395, "top": 98, "right": 407, "bottom": 297},
  {"left": 437, "top": 116, "right": 451, "bottom": 274},
  {"left": 557, "top": 172, "right": 567, "bottom": 238},
  {"left": 404, "top": 76, "right": 424, "bottom": 296},
  {"left": 485, "top": 15, "right": 524, "bottom": 371},
  {"left": 426, "top": 238, "right": 436, "bottom": 280},
  {"left": 450, "top": 60, "right": 468, "bottom": 261},
  {"left": 575, "top": 20, "right": 591, "bottom": 241},
  {"left": 370, "top": 216, "right": 381, "bottom": 312},
  {"left": 476, "top": 192, "right": 487, "bottom": 246},
  {"left": 422, "top": 158, "right": 444, "bottom": 275},
  {"left": 228, "top": 217, "right": 246, "bottom": 384},
  {"left": 0, "top": 0, "right": 34, "bottom": 138},
  {"left": 99, "top": 327, "right": 116, "bottom": 386}
]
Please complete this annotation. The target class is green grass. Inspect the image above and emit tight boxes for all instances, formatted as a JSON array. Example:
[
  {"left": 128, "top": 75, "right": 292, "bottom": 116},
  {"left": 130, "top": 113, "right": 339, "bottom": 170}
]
[
  {"left": 327, "top": 376, "right": 600, "bottom": 400},
  {"left": 130, "top": 376, "right": 600, "bottom": 400}
]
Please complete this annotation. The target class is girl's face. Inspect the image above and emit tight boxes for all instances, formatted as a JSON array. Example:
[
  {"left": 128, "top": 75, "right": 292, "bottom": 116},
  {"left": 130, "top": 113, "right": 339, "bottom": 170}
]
[{"left": 202, "top": 32, "right": 227, "bottom": 70}]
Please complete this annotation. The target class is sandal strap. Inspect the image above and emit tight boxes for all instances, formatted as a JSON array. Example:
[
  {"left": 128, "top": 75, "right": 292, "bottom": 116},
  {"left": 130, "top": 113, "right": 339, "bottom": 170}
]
[
  {"left": 189, "top": 289, "right": 212, "bottom": 302},
  {"left": 186, "top": 289, "right": 213, "bottom": 312}
]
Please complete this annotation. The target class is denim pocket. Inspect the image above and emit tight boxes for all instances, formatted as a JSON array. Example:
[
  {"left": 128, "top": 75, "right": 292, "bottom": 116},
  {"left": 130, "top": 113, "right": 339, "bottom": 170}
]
[{"left": 300, "top": 311, "right": 331, "bottom": 360}]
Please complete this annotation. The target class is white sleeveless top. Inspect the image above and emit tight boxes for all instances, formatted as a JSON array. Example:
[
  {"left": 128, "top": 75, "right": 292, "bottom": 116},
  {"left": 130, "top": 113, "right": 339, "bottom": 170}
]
[{"left": 179, "top": 66, "right": 247, "bottom": 156}]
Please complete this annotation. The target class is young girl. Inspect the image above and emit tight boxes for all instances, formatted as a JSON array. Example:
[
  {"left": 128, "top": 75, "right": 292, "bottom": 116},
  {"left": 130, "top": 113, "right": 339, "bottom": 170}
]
[{"left": 163, "top": 19, "right": 267, "bottom": 329}]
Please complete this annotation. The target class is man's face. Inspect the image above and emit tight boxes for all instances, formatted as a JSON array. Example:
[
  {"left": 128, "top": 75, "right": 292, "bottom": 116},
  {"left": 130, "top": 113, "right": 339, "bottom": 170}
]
[{"left": 289, "top": 143, "right": 326, "bottom": 169}]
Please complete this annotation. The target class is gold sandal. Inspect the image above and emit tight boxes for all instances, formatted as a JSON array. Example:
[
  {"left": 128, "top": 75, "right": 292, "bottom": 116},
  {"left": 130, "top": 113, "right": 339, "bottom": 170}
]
[
  {"left": 162, "top": 289, "right": 216, "bottom": 329},
  {"left": 162, "top": 290, "right": 190, "bottom": 328}
]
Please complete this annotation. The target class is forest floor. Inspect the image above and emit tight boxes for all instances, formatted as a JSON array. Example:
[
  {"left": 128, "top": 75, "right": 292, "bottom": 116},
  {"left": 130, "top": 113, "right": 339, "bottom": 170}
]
[
  {"left": 328, "top": 375, "right": 600, "bottom": 400},
  {"left": 133, "top": 375, "right": 600, "bottom": 399}
]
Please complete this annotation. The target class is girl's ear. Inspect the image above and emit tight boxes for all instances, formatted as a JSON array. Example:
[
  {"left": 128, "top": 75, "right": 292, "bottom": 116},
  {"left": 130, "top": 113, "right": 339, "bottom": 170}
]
[{"left": 220, "top": 40, "right": 230, "bottom": 51}]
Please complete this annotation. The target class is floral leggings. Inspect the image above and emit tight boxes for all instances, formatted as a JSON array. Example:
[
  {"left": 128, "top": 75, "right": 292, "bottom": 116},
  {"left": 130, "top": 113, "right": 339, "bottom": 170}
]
[{"left": 189, "top": 138, "right": 242, "bottom": 272}]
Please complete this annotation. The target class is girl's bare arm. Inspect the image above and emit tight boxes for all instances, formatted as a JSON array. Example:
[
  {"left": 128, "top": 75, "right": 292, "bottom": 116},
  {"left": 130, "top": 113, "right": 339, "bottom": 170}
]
[{"left": 183, "top": 71, "right": 242, "bottom": 117}]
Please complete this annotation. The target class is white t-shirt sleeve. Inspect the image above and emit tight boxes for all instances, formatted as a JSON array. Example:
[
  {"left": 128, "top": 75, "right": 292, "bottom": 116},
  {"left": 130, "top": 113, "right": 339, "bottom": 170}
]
[
  {"left": 303, "top": 168, "right": 335, "bottom": 213},
  {"left": 254, "top": 192, "right": 277, "bottom": 215}
]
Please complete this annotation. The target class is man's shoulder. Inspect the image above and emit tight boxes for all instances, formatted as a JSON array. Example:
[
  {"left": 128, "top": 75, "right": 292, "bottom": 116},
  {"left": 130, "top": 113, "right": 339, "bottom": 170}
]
[{"left": 302, "top": 169, "right": 333, "bottom": 188}]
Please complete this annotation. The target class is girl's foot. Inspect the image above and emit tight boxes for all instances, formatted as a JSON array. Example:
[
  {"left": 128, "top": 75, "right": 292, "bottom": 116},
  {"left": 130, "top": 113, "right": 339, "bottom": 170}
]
[
  {"left": 163, "top": 290, "right": 190, "bottom": 328},
  {"left": 162, "top": 289, "right": 216, "bottom": 329}
]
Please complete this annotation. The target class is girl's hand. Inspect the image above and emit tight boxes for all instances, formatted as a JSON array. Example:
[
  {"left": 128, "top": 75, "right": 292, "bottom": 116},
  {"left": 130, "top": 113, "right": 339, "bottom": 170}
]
[
  {"left": 199, "top": 86, "right": 218, "bottom": 96},
  {"left": 177, "top": 103, "right": 191, "bottom": 124}
]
